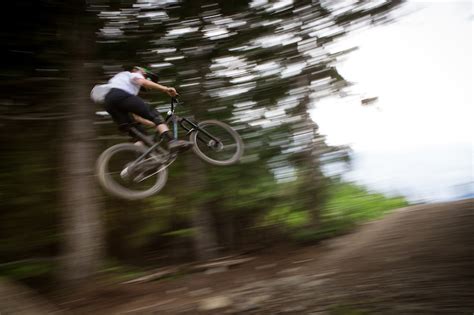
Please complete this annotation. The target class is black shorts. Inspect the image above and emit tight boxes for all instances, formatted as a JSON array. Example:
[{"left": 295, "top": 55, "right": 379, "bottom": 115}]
[{"left": 104, "top": 88, "right": 164, "bottom": 138}]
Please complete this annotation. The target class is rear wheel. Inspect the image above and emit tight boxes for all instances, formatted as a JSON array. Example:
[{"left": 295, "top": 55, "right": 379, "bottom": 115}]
[
  {"left": 190, "top": 120, "right": 243, "bottom": 166},
  {"left": 96, "top": 143, "right": 168, "bottom": 200}
]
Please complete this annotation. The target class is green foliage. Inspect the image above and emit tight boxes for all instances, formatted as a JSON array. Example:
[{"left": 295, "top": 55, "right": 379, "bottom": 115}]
[
  {"left": 0, "top": 259, "right": 55, "bottom": 281},
  {"left": 0, "top": 128, "right": 61, "bottom": 262},
  {"left": 322, "top": 181, "right": 408, "bottom": 224},
  {"left": 290, "top": 181, "right": 409, "bottom": 244},
  {"left": 260, "top": 205, "right": 309, "bottom": 228}
]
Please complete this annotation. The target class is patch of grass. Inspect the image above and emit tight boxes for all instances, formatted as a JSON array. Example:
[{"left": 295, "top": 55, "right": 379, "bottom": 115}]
[
  {"left": 161, "top": 228, "right": 194, "bottom": 238},
  {"left": 290, "top": 224, "right": 353, "bottom": 244},
  {"left": 100, "top": 261, "right": 147, "bottom": 282}
]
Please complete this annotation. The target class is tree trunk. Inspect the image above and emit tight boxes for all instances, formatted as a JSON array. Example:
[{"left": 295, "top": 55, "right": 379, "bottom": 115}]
[
  {"left": 302, "top": 149, "right": 325, "bottom": 229},
  {"left": 297, "top": 75, "right": 327, "bottom": 229},
  {"left": 58, "top": 3, "right": 103, "bottom": 286},
  {"left": 183, "top": 51, "right": 220, "bottom": 261},
  {"left": 191, "top": 203, "right": 219, "bottom": 261},
  {"left": 184, "top": 154, "right": 218, "bottom": 261},
  {"left": 58, "top": 79, "right": 103, "bottom": 285}
]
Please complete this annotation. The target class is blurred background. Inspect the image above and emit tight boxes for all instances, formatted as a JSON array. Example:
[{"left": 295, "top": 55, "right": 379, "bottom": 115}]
[{"left": 0, "top": 0, "right": 471, "bottom": 302}]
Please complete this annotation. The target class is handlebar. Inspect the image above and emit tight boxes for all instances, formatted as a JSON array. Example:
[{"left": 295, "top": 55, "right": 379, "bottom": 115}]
[{"left": 170, "top": 97, "right": 181, "bottom": 112}]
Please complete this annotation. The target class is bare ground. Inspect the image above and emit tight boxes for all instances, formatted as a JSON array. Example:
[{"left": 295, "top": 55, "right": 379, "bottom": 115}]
[{"left": 36, "top": 199, "right": 474, "bottom": 314}]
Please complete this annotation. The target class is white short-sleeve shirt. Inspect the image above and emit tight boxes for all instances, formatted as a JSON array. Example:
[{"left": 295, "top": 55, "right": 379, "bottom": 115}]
[{"left": 107, "top": 71, "right": 145, "bottom": 95}]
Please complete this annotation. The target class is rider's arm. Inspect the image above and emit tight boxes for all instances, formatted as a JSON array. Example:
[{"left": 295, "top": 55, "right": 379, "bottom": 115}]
[{"left": 134, "top": 78, "right": 178, "bottom": 97}]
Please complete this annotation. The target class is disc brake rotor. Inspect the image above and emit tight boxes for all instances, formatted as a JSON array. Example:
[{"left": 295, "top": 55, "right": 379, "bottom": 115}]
[{"left": 208, "top": 139, "right": 224, "bottom": 152}]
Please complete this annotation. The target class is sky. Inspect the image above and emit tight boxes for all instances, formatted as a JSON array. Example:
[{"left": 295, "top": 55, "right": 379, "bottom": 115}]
[{"left": 311, "top": 0, "right": 473, "bottom": 202}]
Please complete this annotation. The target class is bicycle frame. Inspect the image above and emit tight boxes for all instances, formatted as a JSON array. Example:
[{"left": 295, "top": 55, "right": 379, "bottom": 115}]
[
  {"left": 125, "top": 97, "right": 221, "bottom": 170},
  {"left": 165, "top": 97, "right": 219, "bottom": 143}
]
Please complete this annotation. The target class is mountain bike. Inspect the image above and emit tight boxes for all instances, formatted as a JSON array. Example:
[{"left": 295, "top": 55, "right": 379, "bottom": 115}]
[{"left": 96, "top": 97, "right": 244, "bottom": 200}]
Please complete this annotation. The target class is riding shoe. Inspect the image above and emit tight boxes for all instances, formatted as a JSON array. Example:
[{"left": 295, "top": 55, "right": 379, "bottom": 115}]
[{"left": 167, "top": 139, "right": 193, "bottom": 153}]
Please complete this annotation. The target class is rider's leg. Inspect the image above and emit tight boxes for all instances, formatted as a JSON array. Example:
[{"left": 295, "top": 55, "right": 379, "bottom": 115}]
[
  {"left": 155, "top": 123, "right": 192, "bottom": 153},
  {"left": 104, "top": 90, "right": 132, "bottom": 127},
  {"left": 116, "top": 95, "right": 192, "bottom": 152},
  {"left": 129, "top": 113, "right": 188, "bottom": 152},
  {"left": 105, "top": 89, "right": 148, "bottom": 142},
  {"left": 155, "top": 123, "right": 172, "bottom": 139}
]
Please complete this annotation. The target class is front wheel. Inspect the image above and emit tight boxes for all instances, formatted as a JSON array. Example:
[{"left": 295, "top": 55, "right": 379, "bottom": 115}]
[
  {"left": 190, "top": 120, "right": 244, "bottom": 166},
  {"left": 96, "top": 143, "right": 168, "bottom": 200}
]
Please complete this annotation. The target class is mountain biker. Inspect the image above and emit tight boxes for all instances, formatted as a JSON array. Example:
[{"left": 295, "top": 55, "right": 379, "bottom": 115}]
[{"left": 103, "top": 66, "right": 192, "bottom": 152}]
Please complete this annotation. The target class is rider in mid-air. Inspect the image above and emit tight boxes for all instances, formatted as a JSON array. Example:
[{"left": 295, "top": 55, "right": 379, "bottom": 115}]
[{"left": 103, "top": 66, "right": 192, "bottom": 152}]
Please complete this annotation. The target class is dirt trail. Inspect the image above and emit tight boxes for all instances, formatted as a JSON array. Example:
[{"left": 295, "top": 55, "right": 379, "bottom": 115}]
[{"left": 61, "top": 199, "right": 473, "bottom": 314}]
